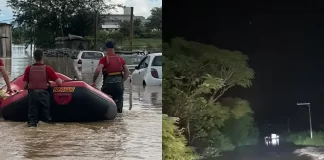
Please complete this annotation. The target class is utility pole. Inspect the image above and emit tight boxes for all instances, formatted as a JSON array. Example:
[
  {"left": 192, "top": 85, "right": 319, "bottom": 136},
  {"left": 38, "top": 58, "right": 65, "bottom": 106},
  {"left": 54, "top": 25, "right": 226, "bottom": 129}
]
[
  {"left": 94, "top": 10, "right": 98, "bottom": 50},
  {"left": 94, "top": 0, "right": 99, "bottom": 50},
  {"left": 297, "top": 102, "right": 313, "bottom": 139},
  {"left": 59, "top": 17, "right": 64, "bottom": 37},
  {"left": 287, "top": 118, "right": 290, "bottom": 133},
  {"left": 30, "top": 33, "right": 32, "bottom": 57},
  {"left": 129, "top": 7, "right": 134, "bottom": 51}
]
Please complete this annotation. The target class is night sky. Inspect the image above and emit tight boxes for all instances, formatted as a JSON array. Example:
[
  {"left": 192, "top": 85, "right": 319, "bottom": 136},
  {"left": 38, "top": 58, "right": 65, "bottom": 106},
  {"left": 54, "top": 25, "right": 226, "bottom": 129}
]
[{"left": 163, "top": 1, "right": 324, "bottom": 132}]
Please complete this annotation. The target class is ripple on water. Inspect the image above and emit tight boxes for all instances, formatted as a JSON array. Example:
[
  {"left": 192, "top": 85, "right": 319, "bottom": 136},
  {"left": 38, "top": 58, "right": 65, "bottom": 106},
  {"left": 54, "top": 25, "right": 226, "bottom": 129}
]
[{"left": 0, "top": 57, "right": 162, "bottom": 160}]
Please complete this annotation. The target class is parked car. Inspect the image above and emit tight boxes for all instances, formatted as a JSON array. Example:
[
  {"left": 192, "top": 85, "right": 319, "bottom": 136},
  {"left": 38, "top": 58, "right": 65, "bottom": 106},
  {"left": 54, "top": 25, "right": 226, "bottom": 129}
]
[
  {"left": 120, "top": 55, "right": 145, "bottom": 73},
  {"left": 131, "top": 53, "right": 162, "bottom": 86},
  {"left": 264, "top": 133, "right": 280, "bottom": 146},
  {"left": 71, "top": 50, "right": 104, "bottom": 73}
]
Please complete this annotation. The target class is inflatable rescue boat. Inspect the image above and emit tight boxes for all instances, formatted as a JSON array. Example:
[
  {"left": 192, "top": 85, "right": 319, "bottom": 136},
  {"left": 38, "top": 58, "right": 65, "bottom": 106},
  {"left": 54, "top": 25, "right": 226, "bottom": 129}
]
[{"left": 0, "top": 73, "right": 117, "bottom": 122}]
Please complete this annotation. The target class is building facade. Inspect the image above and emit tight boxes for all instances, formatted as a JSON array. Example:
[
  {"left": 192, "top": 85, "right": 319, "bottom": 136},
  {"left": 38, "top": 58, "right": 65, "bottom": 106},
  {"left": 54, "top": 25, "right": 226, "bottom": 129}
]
[
  {"left": 0, "top": 23, "right": 12, "bottom": 58},
  {"left": 100, "top": 7, "right": 146, "bottom": 32}
]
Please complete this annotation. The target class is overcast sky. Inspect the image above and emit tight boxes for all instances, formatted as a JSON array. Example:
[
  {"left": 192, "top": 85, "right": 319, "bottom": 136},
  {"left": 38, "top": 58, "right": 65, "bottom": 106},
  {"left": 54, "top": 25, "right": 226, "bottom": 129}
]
[{"left": 0, "top": 0, "right": 162, "bottom": 22}]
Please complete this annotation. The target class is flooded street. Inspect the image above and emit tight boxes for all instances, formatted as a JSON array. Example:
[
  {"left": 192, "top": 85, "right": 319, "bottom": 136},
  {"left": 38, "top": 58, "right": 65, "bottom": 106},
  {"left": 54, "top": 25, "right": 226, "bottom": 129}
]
[{"left": 0, "top": 57, "right": 162, "bottom": 160}]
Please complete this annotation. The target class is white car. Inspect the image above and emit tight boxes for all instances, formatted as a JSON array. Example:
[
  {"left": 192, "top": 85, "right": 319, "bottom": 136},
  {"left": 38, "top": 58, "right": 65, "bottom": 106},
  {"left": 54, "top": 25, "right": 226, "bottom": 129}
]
[
  {"left": 131, "top": 53, "right": 162, "bottom": 86},
  {"left": 71, "top": 50, "right": 104, "bottom": 73},
  {"left": 120, "top": 55, "right": 145, "bottom": 73}
]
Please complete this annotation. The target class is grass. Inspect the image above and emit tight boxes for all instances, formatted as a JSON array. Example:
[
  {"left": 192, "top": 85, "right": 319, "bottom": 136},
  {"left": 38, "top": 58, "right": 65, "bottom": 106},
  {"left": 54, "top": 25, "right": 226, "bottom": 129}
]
[
  {"left": 120, "top": 38, "right": 162, "bottom": 49},
  {"left": 285, "top": 131, "right": 324, "bottom": 146}
]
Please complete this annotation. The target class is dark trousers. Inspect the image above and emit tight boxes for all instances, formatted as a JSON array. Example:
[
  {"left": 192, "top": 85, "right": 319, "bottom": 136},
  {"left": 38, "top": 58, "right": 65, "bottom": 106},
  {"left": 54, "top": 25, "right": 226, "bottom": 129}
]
[
  {"left": 103, "top": 72, "right": 108, "bottom": 82},
  {"left": 28, "top": 90, "right": 52, "bottom": 126},
  {"left": 101, "top": 82, "right": 124, "bottom": 113}
]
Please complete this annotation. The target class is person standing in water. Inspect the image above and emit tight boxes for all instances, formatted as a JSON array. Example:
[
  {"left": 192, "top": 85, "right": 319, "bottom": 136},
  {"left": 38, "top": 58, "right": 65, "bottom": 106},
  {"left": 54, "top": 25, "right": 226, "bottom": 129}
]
[
  {"left": 23, "top": 49, "right": 63, "bottom": 127},
  {"left": 91, "top": 41, "right": 130, "bottom": 113},
  {"left": 0, "top": 58, "right": 13, "bottom": 94}
]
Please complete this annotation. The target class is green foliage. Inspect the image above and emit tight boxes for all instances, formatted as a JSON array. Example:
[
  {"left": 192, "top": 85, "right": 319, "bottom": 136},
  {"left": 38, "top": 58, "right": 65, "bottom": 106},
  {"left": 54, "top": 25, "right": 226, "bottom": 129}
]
[
  {"left": 96, "top": 30, "right": 110, "bottom": 48},
  {"left": 114, "top": 6, "right": 162, "bottom": 41},
  {"left": 221, "top": 114, "right": 258, "bottom": 146},
  {"left": 220, "top": 98, "right": 253, "bottom": 119},
  {"left": 116, "top": 7, "right": 161, "bottom": 44},
  {"left": 163, "top": 38, "right": 254, "bottom": 103},
  {"left": 163, "top": 38, "right": 257, "bottom": 158},
  {"left": 84, "top": 31, "right": 126, "bottom": 50},
  {"left": 162, "top": 114, "right": 197, "bottom": 160},
  {"left": 146, "top": 7, "right": 162, "bottom": 31},
  {"left": 286, "top": 131, "right": 324, "bottom": 146},
  {"left": 84, "top": 36, "right": 95, "bottom": 49},
  {"left": 34, "top": 28, "right": 56, "bottom": 48},
  {"left": 12, "top": 27, "right": 30, "bottom": 44},
  {"left": 8, "top": 0, "right": 121, "bottom": 47},
  {"left": 119, "top": 19, "right": 145, "bottom": 37},
  {"left": 109, "top": 32, "right": 126, "bottom": 47},
  {"left": 220, "top": 99, "right": 253, "bottom": 145}
]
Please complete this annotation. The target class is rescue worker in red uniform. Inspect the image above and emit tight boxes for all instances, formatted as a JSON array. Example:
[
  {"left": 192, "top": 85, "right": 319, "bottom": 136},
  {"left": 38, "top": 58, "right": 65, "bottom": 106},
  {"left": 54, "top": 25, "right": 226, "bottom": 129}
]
[
  {"left": 91, "top": 41, "right": 130, "bottom": 113},
  {"left": 0, "top": 59, "right": 13, "bottom": 94},
  {"left": 102, "top": 67, "right": 108, "bottom": 82},
  {"left": 23, "top": 50, "right": 63, "bottom": 127}
]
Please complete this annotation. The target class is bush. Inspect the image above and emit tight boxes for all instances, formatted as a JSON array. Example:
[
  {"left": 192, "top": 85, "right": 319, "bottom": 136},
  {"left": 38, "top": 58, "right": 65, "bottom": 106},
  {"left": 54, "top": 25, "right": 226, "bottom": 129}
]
[
  {"left": 286, "top": 131, "right": 324, "bottom": 146},
  {"left": 162, "top": 115, "right": 197, "bottom": 160}
]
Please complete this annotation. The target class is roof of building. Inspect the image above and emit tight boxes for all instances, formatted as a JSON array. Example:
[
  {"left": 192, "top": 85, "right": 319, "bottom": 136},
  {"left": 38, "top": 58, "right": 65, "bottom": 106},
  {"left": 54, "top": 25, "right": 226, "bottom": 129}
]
[
  {"left": 101, "top": 24, "right": 120, "bottom": 29},
  {"left": 100, "top": 14, "right": 145, "bottom": 19},
  {"left": 0, "top": 23, "right": 12, "bottom": 26}
]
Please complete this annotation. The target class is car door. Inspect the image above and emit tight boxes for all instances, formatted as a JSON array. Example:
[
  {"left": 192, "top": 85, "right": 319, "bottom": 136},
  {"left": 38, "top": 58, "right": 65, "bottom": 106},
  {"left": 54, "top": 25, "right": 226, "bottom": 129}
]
[
  {"left": 150, "top": 55, "right": 162, "bottom": 79},
  {"left": 135, "top": 56, "right": 150, "bottom": 84},
  {"left": 132, "top": 56, "right": 149, "bottom": 84}
]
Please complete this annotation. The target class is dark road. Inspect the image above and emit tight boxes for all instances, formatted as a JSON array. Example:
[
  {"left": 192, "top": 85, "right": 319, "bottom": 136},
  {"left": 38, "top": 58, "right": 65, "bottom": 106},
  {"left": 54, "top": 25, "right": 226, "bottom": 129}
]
[{"left": 218, "top": 143, "right": 316, "bottom": 160}]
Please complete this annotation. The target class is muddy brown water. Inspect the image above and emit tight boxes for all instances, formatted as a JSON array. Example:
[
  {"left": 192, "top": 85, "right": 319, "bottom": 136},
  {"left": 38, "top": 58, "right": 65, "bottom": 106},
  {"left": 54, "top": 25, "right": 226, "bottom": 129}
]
[{"left": 0, "top": 57, "right": 162, "bottom": 160}]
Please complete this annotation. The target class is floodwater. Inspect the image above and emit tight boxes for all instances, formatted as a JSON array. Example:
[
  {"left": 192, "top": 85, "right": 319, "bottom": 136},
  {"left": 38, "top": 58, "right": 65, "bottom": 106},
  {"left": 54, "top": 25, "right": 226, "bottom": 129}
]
[
  {"left": 0, "top": 57, "right": 162, "bottom": 160},
  {"left": 219, "top": 144, "right": 314, "bottom": 160}
]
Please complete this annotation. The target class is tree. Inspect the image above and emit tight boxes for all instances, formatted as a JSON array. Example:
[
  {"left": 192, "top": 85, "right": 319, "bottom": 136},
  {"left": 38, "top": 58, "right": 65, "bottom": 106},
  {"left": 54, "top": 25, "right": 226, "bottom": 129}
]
[
  {"left": 162, "top": 114, "right": 197, "bottom": 160},
  {"left": 119, "top": 19, "right": 145, "bottom": 38},
  {"left": 146, "top": 7, "right": 162, "bottom": 31},
  {"left": 164, "top": 38, "right": 254, "bottom": 103},
  {"left": 7, "top": 0, "right": 122, "bottom": 47},
  {"left": 163, "top": 38, "right": 256, "bottom": 158},
  {"left": 96, "top": 30, "right": 110, "bottom": 48},
  {"left": 12, "top": 26, "right": 29, "bottom": 44},
  {"left": 219, "top": 98, "right": 258, "bottom": 146},
  {"left": 89, "top": 31, "right": 126, "bottom": 50},
  {"left": 109, "top": 32, "right": 126, "bottom": 48}
]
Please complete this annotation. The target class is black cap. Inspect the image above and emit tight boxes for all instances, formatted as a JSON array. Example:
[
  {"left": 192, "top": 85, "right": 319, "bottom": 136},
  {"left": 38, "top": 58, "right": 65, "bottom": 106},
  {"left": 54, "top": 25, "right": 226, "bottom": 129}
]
[{"left": 105, "top": 41, "right": 114, "bottom": 48}]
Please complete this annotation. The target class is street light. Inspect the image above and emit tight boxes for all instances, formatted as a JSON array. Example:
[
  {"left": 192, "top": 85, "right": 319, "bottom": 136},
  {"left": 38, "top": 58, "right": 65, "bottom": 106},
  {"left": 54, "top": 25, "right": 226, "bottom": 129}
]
[{"left": 297, "top": 102, "right": 313, "bottom": 139}]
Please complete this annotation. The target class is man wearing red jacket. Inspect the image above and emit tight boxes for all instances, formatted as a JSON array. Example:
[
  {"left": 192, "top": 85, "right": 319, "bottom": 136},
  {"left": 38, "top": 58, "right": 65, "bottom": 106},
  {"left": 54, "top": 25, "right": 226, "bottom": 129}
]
[
  {"left": 91, "top": 41, "right": 130, "bottom": 113},
  {"left": 23, "top": 49, "right": 63, "bottom": 127}
]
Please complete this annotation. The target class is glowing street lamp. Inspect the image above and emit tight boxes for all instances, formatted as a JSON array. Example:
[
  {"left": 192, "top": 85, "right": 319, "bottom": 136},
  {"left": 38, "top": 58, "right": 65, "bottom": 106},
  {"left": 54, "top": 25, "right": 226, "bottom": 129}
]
[{"left": 297, "top": 102, "right": 313, "bottom": 139}]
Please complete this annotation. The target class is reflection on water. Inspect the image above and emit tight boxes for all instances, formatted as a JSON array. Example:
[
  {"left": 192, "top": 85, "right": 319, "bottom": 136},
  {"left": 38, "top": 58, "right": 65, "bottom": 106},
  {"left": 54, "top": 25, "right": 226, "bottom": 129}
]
[{"left": 0, "top": 57, "right": 162, "bottom": 160}]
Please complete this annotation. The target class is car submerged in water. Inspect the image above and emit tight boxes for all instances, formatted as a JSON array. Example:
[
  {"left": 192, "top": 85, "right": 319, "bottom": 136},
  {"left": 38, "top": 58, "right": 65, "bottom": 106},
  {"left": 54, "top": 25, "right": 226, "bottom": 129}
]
[
  {"left": 120, "top": 55, "right": 145, "bottom": 73},
  {"left": 264, "top": 133, "right": 280, "bottom": 146},
  {"left": 116, "top": 51, "right": 146, "bottom": 82},
  {"left": 131, "top": 52, "right": 162, "bottom": 86},
  {"left": 71, "top": 50, "right": 145, "bottom": 81}
]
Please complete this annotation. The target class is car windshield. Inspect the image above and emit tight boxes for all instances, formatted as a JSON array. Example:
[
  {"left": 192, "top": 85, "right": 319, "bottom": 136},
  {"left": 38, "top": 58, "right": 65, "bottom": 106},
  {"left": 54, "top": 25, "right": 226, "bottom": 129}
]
[
  {"left": 151, "top": 56, "right": 162, "bottom": 66},
  {"left": 81, "top": 52, "right": 103, "bottom": 59},
  {"left": 122, "top": 56, "right": 144, "bottom": 65}
]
